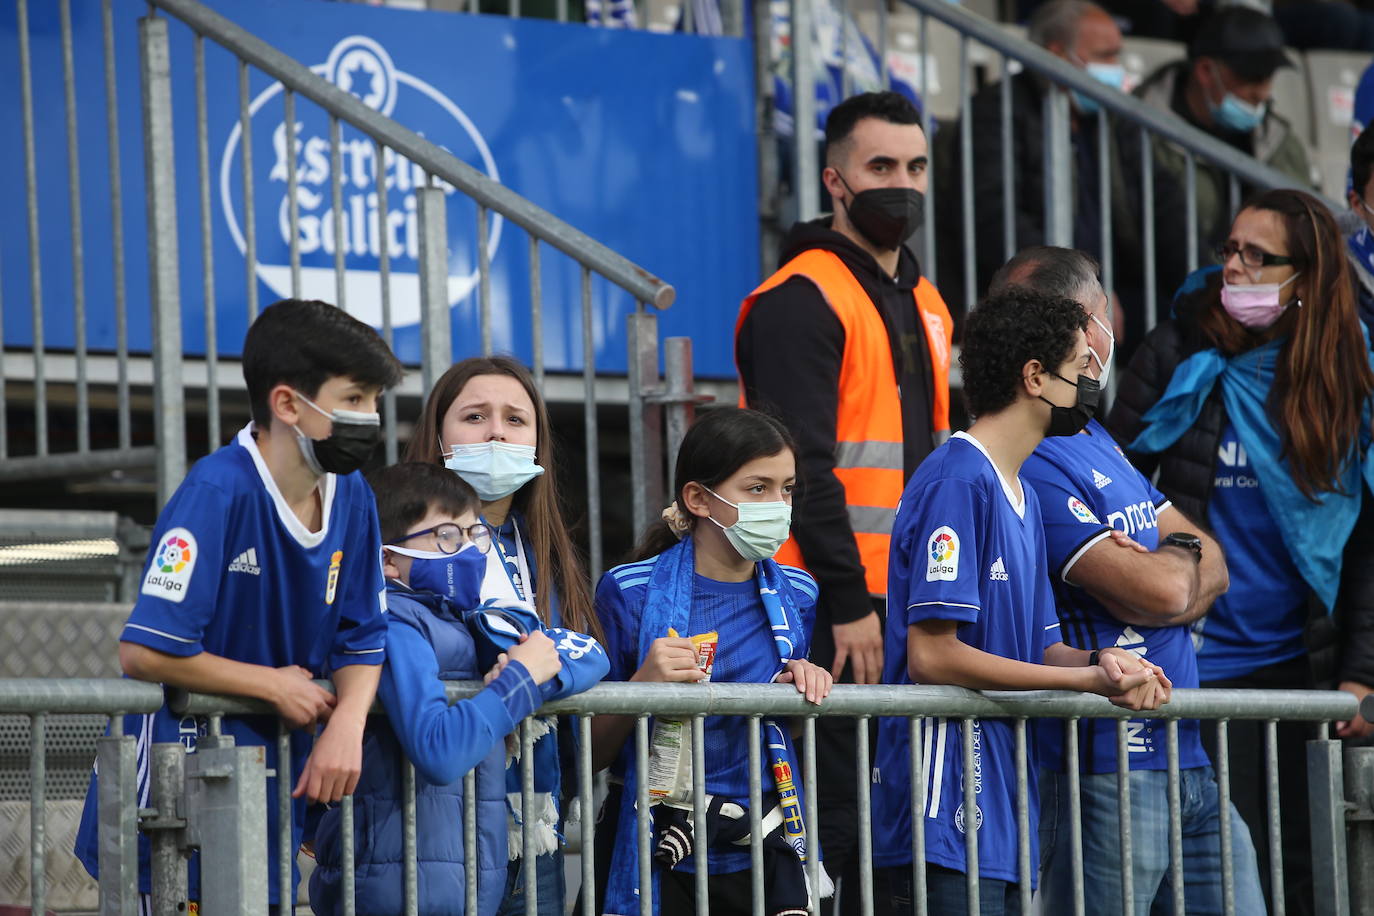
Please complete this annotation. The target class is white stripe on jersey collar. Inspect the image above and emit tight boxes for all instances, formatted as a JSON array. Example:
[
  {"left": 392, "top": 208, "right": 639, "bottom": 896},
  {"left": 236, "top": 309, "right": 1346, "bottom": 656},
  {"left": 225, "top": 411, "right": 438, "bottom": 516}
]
[
  {"left": 951, "top": 431, "right": 1025, "bottom": 519},
  {"left": 237, "top": 423, "right": 336, "bottom": 548}
]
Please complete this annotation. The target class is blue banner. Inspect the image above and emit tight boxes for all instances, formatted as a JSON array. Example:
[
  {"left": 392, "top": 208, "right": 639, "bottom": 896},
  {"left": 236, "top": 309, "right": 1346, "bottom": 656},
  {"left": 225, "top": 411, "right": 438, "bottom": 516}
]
[{"left": 0, "top": 0, "right": 758, "bottom": 378}]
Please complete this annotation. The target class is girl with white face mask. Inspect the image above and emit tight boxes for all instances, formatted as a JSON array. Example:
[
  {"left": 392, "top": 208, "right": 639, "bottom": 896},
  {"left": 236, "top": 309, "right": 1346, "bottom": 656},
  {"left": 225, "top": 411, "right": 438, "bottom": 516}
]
[
  {"left": 405, "top": 356, "right": 599, "bottom": 916},
  {"left": 589, "top": 407, "right": 833, "bottom": 916},
  {"left": 1108, "top": 188, "right": 1374, "bottom": 913}
]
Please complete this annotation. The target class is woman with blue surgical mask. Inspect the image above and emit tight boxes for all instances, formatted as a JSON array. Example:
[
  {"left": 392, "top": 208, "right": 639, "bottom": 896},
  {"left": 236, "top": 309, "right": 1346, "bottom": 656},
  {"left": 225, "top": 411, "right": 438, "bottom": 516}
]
[
  {"left": 406, "top": 356, "right": 600, "bottom": 916},
  {"left": 1108, "top": 188, "right": 1374, "bottom": 913}
]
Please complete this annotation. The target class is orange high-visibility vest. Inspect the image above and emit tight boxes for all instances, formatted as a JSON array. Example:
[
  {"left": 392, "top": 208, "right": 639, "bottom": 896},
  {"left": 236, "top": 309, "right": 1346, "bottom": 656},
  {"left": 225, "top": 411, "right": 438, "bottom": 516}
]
[{"left": 735, "top": 249, "right": 953, "bottom": 596}]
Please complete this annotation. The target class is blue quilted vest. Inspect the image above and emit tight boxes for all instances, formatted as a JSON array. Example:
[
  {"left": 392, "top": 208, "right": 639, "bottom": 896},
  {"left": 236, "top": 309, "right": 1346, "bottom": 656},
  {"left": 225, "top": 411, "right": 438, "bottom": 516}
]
[{"left": 310, "top": 589, "right": 509, "bottom": 916}]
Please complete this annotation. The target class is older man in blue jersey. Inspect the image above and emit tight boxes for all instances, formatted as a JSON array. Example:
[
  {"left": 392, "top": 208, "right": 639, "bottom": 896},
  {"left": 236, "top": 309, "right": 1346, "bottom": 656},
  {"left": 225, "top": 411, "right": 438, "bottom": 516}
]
[
  {"left": 870, "top": 285, "right": 1168, "bottom": 914},
  {"left": 993, "top": 247, "right": 1264, "bottom": 915}
]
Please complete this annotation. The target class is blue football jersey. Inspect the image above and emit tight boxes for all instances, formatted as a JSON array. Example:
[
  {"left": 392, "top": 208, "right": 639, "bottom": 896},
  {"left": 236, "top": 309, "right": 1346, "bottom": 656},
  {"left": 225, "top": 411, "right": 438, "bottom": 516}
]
[
  {"left": 1197, "top": 423, "right": 1309, "bottom": 680},
  {"left": 1023, "top": 419, "right": 1207, "bottom": 773},
  {"left": 872, "top": 433, "right": 1060, "bottom": 883},
  {"left": 75, "top": 425, "right": 388, "bottom": 903}
]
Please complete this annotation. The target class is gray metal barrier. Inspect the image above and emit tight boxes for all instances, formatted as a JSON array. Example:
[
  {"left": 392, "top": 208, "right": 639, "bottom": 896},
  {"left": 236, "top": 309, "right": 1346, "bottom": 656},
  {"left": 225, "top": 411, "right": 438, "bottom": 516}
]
[
  {"left": 24, "top": 678, "right": 1352, "bottom": 916},
  {"left": 4, "top": 0, "right": 677, "bottom": 566}
]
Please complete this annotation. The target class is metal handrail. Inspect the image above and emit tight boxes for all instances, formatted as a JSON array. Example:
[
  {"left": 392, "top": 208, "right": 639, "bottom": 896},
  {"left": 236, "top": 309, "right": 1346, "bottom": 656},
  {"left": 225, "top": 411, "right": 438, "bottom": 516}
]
[
  {"left": 146, "top": 0, "right": 676, "bottom": 310},
  {"left": 896, "top": 0, "right": 1332, "bottom": 205}
]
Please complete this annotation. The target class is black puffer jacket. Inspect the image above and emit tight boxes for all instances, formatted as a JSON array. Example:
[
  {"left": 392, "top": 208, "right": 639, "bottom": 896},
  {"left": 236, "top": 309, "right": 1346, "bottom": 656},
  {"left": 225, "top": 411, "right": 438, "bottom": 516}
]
[{"left": 1106, "top": 277, "right": 1374, "bottom": 689}]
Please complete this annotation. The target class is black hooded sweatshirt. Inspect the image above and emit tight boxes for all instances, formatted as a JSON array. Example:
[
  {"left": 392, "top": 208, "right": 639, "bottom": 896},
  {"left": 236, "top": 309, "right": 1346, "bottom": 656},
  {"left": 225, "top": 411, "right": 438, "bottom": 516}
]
[{"left": 736, "top": 217, "right": 938, "bottom": 627}]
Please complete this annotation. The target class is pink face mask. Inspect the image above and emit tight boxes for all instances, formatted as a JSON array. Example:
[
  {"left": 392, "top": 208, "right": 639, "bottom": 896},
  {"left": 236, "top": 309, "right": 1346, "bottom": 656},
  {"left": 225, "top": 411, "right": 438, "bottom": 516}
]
[{"left": 1220, "top": 273, "right": 1300, "bottom": 329}]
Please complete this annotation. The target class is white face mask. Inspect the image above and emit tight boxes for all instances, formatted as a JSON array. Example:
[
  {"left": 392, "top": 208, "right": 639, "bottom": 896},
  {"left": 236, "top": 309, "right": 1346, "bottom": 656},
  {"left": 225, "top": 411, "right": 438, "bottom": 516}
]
[
  {"left": 1088, "top": 312, "right": 1115, "bottom": 387},
  {"left": 703, "top": 486, "right": 793, "bottom": 563}
]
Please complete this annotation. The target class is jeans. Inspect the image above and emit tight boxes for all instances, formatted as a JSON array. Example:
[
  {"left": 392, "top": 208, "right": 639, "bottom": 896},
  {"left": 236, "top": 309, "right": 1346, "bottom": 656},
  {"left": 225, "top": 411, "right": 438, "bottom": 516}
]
[
  {"left": 872, "top": 863, "right": 1022, "bottom": 916},
  {"left": 1038, "top": 766, "right": 1266, "bottom": 915},
  {"left": 496, "top": 851, "right": 564, "bottom": 916}
]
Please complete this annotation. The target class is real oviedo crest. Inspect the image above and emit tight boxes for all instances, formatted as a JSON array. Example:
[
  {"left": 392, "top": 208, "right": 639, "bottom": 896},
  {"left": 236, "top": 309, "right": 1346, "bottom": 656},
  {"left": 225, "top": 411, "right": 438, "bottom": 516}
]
[{"left": 219, "top": 36, "right": 502, "bottom": 328}]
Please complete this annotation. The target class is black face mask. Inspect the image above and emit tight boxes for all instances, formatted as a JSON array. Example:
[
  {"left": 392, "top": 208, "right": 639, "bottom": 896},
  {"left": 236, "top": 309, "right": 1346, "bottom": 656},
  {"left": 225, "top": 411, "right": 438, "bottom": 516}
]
[
  {"left": 837, "top": 173, "right": 925, "bottom": 251},
  {"left": 1039, "top": 372, "right": 1101, "bottom": 438},
  {"left": 292, "top": 392, "right": 382, "bottom": 476}
]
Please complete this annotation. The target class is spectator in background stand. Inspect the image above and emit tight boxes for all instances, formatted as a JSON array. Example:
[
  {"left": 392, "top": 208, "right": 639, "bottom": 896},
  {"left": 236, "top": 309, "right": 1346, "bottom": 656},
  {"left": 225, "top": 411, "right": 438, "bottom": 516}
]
[
  {"left": 735, "top": 90, "right": 954, "bottom": 914},
  {"left": 1272, "top": 0, "right": 1374, "bottom": 51},
  {"left": 934, "top": 0, "right": 1140, "bottom": 341},
  {"left": 1125, "top": 5, "right": 1312, "bottom": 319},
  {"left": 1345, "top": 122, "right": 1374, "bottom": 328}
]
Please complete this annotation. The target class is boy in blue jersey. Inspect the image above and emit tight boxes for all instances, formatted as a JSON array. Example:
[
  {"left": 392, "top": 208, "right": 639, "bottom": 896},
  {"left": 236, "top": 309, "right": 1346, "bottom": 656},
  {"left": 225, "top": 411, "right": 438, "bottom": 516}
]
[
  {"left": 870, "top": 288, "right": 1170, "bottom": 915},
  {"left": 990, "top": 248, "right": 1263, "bottom": 915},
  {"left": 310, "top": 462, "right": 608, "bottom": 916},
  {"left": 75, "top": 299, "right": 405, "bottom": 910}
]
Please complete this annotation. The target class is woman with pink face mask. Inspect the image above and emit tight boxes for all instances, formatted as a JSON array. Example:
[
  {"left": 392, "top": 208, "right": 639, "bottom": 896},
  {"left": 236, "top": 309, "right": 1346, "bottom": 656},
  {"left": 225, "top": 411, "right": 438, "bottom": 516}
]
[{"left": 1108, "top": 187, "right": 1374, "bottom": 914}]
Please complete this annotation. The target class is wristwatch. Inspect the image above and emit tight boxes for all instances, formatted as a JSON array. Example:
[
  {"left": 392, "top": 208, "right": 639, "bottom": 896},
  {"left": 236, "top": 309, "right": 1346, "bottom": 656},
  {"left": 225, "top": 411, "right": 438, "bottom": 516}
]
[
  {"left": 1088, "top": 649, "right": 1102, "bottom": 667},
  {"left": 1160, "top": 532, "right": 1203, "bottom": 564}
]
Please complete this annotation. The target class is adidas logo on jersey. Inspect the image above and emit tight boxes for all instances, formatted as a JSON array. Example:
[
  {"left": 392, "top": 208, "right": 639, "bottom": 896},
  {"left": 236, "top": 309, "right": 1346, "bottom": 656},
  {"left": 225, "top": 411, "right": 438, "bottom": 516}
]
[
  {"left": 1115, "top": 625, "right": 1148, "bottom": 659},
  {"left": 988, "top": 557, "right": 1009, "bottom": 581},
  {"left": 1092, "top": 468, "right": 1113, "bottom": 489},
  {"left": 228, "top": 548, "right": 262, "bottom": 576}
]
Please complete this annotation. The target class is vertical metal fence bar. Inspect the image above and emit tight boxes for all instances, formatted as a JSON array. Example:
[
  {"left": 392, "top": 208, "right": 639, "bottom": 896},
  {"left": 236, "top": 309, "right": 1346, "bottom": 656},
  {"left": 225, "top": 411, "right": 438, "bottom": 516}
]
[
  {"left": 748, "top": 716, "right": 765, "bottom": 916},
  {"left": 1184, "top": 151, "right": 1198, "bottom": 275},
  {"left": 1043, "top": 90, "right": 1072, "bottom": 247},
  {"left": 839, "top": 0, "right": 850, "bottom": 99},
  {"left": 636, "top": 716, "right": 653, "bottom": 916},
  {"left": 18, "top": 0, "right": 47, "bottom": 457},
  {"left": 1066, "top": 717, "right": 1085, "bottom": 916},
  {"left": 582, "top": 267, "right": 603, "bottom": 578},
  {"left": 286, "top": 92, "right": 302, "bottom": 299},
  {"left": 97, "top": 724, "right": 138, "bottom": 916},
  {"left": 404, "top": 761, "right": 419, "bottom": 916},
  {"left": 803, "top": 717, "right": 820, "bottom": 916},
  {"left": 856, "top": 716, "right": 875, "bottom": 916},
  {"left": 1001, "top": 54, "right": 1015, "bottom": 263},
  {"left": 149, "top": 742, "right": 187, "bottom": 913},
  {"left": 529, "top": 237, "right": 544, "bottom": 387},
  {"left": 1217, "top": 720, "right": 1235, "bottom": 916},
  {"left": 196, "top": 33, "right": 220, "bottom": 451},
  {"left": 140, "top": 12, "right": 186, "bottom": 504},
  {"left": 330, "top": 114, "right": 346, "bottom": 312},
  {"left": 342, "top": 794, "right": 356, "bottom": 916},
  {"left": 1140, "top": 128, "right": 1157, "bottom": 335},
  {"left": 29, "top": 712, "right": 46, "bottom": 916},
  {"left": 1229, "top": 173, "right": 1241, "bottom": 227},
  {"left": 962, "top": 718, "right": 980, "bottom": 912},
  {"left": 102, "top": 0, "right": 130, "bottom": 453},
  {"left": 791, "top": 0, "right": 817, "bottom": 221},
  {"left": 909, "top": 717, "right": 928, "bottom": 916},
  {"left": 277, "top": 727, "right": 292, "bottom": 916},
  {"left": 919, "top": 12, "right": 935, "bottom": 283},
  {"left": 1167, "top": 719, "right": 1185, "bottom": 915},
  {"left": 522, "top": 719, "right": 539, "bottom": 916},
  {"left": 1307, "top": 732, "right": 1349, "bottom": 916},
  {"left": 240, "top": 58, "right": 260, "bottom": 321},
  {"left": 1097, "top": 111, "right": 1113, "bottom": 307},
  {"left": 373, "top": 139, "right": 397, "bottom": 463},
  {"left": 691, "top": 716, "right": 709, "bottom": 916},
  {"left": 1015, "top": 718, "right": 1031, "bottom": 913},
  {"left": 1266, "top": 719, "right": 1285, "bottom": 916},
  {"left": 579, "top": 715, "right": 596, "bottom": 915},
  {"left": 556, "top": 0, "right": 568, "bottom": 21},
  {"left": 877, "top": 0, "right": 888, "bottom": 85},
  {"left": 60, "top": 0, "right": 89, "bottom": 453},
  {"left": 959, "top": 36, "right": 975, "bottom": 308},
  {"left": 1116, "top": 718, "right": 1134, "bottom": 916},
  {"left": 478, "top": 205, "right": 492, "bottom": 355},
  {"left": 416, "top": 185, "right": 453, "bottom": 395},
  {"left": 465, "top": 770, "right": 478, "bottom": 916}
]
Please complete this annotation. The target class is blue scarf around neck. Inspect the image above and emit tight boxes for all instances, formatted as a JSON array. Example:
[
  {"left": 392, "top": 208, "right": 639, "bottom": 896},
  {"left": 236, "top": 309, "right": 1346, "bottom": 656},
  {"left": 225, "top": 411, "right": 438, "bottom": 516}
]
[{"left": 1129, "top": 336, "right": 1374, "bottom": 611}]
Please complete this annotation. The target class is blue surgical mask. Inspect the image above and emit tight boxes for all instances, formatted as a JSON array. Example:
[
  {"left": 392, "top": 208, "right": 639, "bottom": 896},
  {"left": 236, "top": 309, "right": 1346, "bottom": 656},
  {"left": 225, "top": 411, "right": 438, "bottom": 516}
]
[
  {"left": 1070, "top": 60, "right": 1125, "bottom": 115},
  {"left": 1208, "top": 65, "right": 1266, "bottom": 133},
  {"left": 703, "top": 487, "right": 793, "bottom": 563},
  {"left": 388, "top": 542, "right": 486, "bottom": 609},
  {"left": 442, "top": 440, "right": 545, "bottom": 502}
]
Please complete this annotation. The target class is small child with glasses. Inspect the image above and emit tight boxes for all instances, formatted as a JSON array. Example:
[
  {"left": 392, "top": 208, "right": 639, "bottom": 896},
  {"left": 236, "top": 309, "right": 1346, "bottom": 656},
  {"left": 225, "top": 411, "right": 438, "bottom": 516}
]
[{"left": 309, "top": 462, "right": 607, "bottom": 916}]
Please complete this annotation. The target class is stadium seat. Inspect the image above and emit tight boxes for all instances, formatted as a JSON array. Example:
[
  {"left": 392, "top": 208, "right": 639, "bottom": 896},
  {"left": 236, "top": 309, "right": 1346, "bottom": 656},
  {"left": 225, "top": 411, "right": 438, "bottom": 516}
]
[
  {"left": 1305, "top": 50, "right": 1373, "bottom": 200},
  {"left": 1120, "top": 36, "right": 1185, "bottom": 95}
]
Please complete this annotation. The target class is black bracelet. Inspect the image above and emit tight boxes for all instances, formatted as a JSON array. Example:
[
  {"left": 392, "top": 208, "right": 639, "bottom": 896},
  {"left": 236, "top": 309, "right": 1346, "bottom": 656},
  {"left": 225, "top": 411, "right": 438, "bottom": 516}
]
[{"left": 1088, "top": 649, "right": 1101, "bottom": 667}]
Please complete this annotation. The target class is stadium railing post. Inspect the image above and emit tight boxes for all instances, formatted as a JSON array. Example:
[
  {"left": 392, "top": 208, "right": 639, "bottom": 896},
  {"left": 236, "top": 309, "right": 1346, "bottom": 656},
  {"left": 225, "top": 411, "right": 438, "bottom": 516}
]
[
  {"left": 96, "top": 725, "right": 141, "bottom": 916},
  {"left": 184, "top": 734, "right": 270, "bottom": 913},
  {"left": 1345, "top": 746, "right": 1374, "bottom": 916},
  {"left": 1307, "top": 733, "right": 1350, "bottom": 916}
]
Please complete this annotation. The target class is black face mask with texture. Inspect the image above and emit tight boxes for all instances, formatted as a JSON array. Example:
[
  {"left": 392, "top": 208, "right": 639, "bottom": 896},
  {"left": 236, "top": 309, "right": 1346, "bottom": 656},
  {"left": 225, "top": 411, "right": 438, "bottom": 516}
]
[
  {"left": 1040, "top": 373, "right": 1101, "bottom": 438},
  {"left": 838, "top": 172, "right": 925, "bottom": 251}
]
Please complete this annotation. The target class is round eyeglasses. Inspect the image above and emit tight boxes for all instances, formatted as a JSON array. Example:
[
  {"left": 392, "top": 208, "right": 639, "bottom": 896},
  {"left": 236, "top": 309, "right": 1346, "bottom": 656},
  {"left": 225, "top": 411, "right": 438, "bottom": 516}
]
[
  {"left": 1215, "top": 240, "right": 1294, "bottom": 270},
  {"left": 392, "top": 522, "right": 494, "bottom": 555}
]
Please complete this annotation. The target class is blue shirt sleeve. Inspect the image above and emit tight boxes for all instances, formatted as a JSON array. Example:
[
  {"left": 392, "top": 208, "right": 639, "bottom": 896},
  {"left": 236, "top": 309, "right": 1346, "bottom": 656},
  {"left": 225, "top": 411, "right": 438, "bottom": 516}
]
[
  {"left": 593, "top": 571, "right": 639, "bottom": 683},
  {"left": 328, "top": 481, "right": 388, "bottom": 672},
  {"left": 123, "top": 479, "right": 232, "bottom": 656},
  {"left": 894, "top": 479, "right": 986, "bottom": 627},
  {"left": 378, "top": 617, "right": 542, "bottom": 786},
  {"left": 780, "top": 566, "right": 820, "bottom": 659},
  {"left": 1021, "top": 465, "right": 1112, "bottom": 583}
]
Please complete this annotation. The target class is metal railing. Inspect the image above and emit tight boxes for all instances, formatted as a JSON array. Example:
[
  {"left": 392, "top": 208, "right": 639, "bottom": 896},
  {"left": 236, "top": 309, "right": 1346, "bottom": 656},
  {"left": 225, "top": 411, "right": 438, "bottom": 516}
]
[
  {"left": 3, "top": 0, "right": 678, "bottom": 572},
  {"left": 11, "top": 677, "right": 1373, "bottom": 915}
]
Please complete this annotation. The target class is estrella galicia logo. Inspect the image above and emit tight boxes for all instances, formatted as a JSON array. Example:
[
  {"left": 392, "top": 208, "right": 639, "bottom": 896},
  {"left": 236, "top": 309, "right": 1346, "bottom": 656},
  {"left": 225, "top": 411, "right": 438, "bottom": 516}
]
[{"left": 219, "top": 36, "right": 502, "bottom": 328}]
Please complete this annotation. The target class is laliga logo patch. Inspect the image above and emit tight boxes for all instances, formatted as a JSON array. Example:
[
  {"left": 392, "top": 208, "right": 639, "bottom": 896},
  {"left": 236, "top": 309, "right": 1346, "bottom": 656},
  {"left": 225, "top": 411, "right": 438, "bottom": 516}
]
[
  {"left": 1067, "top": 496, "right": 1100, "bottom": 525},
  {"left": 219, "top": 35, "right": 502, "bottom": 328},
  {"left": 926, "top": 526, "right": 959, "bottom": 582},
  {"left": 141, "top": 528, "right": 198, "bottom": 603}
]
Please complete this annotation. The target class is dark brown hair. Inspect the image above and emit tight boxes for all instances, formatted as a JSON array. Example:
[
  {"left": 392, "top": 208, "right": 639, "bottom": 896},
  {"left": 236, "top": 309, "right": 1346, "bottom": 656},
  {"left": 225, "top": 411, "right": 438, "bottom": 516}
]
[
  {"left": 404, "top": 356, "right": 599, "bottom": 639},
  {"left": 1198, "top": 188, "right": 1374, "bottom": 497}
]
